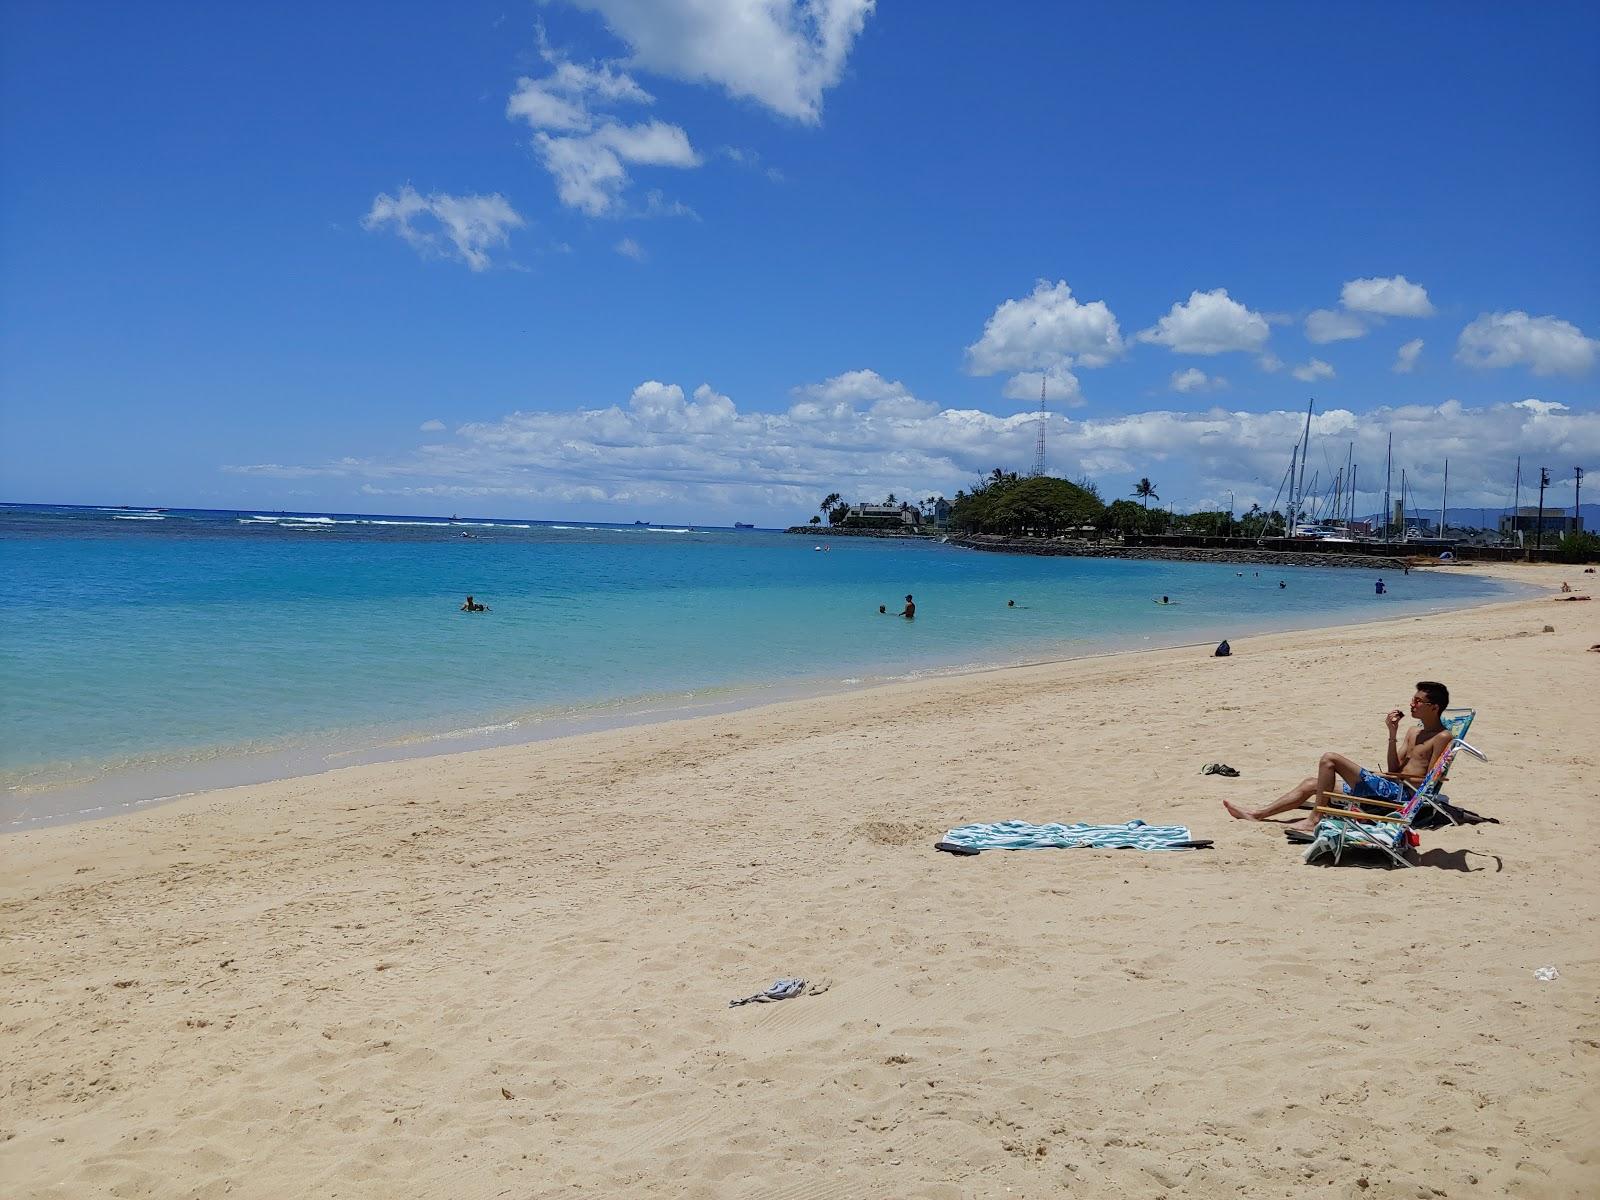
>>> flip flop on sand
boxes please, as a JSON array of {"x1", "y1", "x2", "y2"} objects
[{"x1": 1201, "y1": 763, "x2": 1241, "y2": 777}]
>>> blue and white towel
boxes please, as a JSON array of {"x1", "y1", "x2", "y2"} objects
[{"x1": 941, "y1": 819, "x2": 1198, "y2": 852}]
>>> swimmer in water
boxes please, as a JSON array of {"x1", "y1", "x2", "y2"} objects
[
  {"x1": 1279, "y1": 580, "x2": 1287, "y2": 589},
  {"x1": 460, "y1": 595, "x2": 489, "y2": 612},
  {"x1": 898, "y1": 594, "x2": 915, "y2": 619}
]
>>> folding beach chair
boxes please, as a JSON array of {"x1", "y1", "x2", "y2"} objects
[
  {"x1": 1302, "y1": 735, "x2": 1488, "y2": 867},
  {"x1": 1375, "y1": 707, "x2": 1475, "y2": 826}
]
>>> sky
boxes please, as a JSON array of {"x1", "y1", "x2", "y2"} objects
[{"x1": 2, "y1": 0, "x2": 1597, "y2": 524}]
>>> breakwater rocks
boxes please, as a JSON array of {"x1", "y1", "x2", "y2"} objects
[
  {"x1": 946, "y1": 535, "x2": 1412, "y2": 570},
  {"x1": 783, "y1": 526, "x2": 935, "y2": 540}
]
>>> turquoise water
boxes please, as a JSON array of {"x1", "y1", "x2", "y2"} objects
[{"x1": 0, "y1": 503, "x2": 1526, "y2": 825}]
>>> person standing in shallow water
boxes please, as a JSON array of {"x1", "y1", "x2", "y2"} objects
[{"x1": 898, "y1": 594, "x2": 915, "y2": 619}]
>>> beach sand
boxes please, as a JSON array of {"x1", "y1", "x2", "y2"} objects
[{"x1": 3, "y1": 563, "x2": 1596, "y2": 1198}]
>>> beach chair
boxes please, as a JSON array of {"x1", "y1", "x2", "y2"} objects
[
  {"x1": 1375, "y1": 707, "x2": 1475, "y2": 825},
  {"x1": 1302, "y1": 735, "x2": 1488, "y2": 867}
]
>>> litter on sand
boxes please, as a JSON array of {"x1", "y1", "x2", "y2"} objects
[
  {"x1": 729, "y1": 978, "x2": 808, "y2": 1007},
  {"x1": 1200, "y1": 763, "x2": 1241, "y2": 777}
]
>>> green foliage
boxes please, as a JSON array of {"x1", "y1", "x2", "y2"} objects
[
  {"x1": 808, "y1": 514, "x2": 821, "y2": 525},
  {"x1": 1099, "y1": 498, "x2": 1162, "y2": 535},
  {"x1": 1176, "y1": 510, "x2": 1239, "y2": 537},
  {"x1": 1554, "y1": 530, "x2": 1600, "y2": 563},
  {"x1": 948, "y1": 474, "x2": 1104, "y2": 536}
]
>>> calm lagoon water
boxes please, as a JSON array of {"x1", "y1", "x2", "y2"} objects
[{"x1": 0, "y1": 503, "x2": 1527, "y2": 827}]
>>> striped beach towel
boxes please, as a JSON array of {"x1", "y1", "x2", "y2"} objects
[{"x1": 941, "y1": 819, "x2": 1201, "y2": 851}]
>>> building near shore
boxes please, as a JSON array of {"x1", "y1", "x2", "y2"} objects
[
  {"x1": 845, "y1": 502, "x2": 921, "y2": 527},
  {"x1": 1497, "y1": 507, "x2": 1583, "y2": 538}
]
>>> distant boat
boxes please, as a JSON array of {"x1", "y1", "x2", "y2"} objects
[
  {"x1": 734, "y1": 522, "x2": 755, "y2": 529},
  {"x1": 633, "y1": 520, "x2": 650, "y2": 526}
]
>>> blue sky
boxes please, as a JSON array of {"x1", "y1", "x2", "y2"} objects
[{"x1": 2, "y1": 1, "x2": 1596, "y2": 522}]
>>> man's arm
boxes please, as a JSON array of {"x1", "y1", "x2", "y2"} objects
[{"x1": 1385, "y1": 710, "x2": 1407, "y2": 774}]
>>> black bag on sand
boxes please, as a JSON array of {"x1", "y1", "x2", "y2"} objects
[{"x1": 1214, "y1": 640, "x2": 1231, "y2": 657}]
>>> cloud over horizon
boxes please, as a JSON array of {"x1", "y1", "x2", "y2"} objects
[{"x1": 225, "y1": 374, "x2": 1600, "y2": 518}]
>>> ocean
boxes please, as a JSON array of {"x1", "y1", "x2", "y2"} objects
[{"x1": 0, "y1": 503, "x2": 1527, "y2": 828}]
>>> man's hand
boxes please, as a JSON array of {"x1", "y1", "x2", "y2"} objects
[{"x1": 1385, "y1": 709, "x2": 1404, "y2": 735}]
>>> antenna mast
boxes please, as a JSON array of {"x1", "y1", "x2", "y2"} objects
[{"x1": 1031, "y1": 374, "x2": 1047, "y2": 477}]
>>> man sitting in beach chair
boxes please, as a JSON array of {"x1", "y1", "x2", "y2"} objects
[{"x1": 1223, "y1": 681, "x2": 1454, "y2": 834}]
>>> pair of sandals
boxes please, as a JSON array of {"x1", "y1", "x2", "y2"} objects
[{"x1": 1200, "y1": 763, "x2": 1240, "y2": 777}]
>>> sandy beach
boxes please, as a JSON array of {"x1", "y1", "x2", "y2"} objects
[{"x1": 2, "y1": 562, "x2": 1596, "y2": 1199}]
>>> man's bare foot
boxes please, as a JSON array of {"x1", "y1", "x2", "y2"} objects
[{"x1": 1223, "y1": 800, "x2": 1257, "y2": 821}]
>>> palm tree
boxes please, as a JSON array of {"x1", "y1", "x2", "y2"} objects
[
  {"x1": 1132, "y1": 478, "x2": 1159, "y2": 509},
  {"x1": 818, "y1": 492, "x2": 841, "y2": 517}
]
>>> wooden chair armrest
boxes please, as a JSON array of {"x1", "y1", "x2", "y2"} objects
[
  {"x1": 1312, "y1": 805, "x2": 1408, "y2": 824},
  {"x1": 1316, "y1": 790, "x2": 1402, "y2": 810}
]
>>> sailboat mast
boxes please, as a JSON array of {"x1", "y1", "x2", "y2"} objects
[
  {"x1": 1384, "y1": 434, "x2": 1393, "y2": 543},
  {"x1": 1439, "y1": 459, "x2": 1449, "y2": 539},
  {"x1": 1292, "y1": 398, "x2": 1314, "y2": 536}
]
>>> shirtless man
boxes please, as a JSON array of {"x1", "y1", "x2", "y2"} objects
[
  {"x1": 898, "y1": 594, "x2": 916, "y2": 619},
  {"x1": 1223, "y1": 681, "x2": 1453, "y2": 832}
]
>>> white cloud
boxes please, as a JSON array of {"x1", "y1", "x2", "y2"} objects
[
  {"x1": 1137, "y1": 288, "x2": 1270, "y2": 355},
  {"x1": 965, "y1": 280, "x2": 1125, "y2": 377},
  {"x1": 1392, "y1": 338, "x2": 1423, "y2": 374},
  {"x1": 362, "y1": 186, "x2": 525, "y2": 271},
  {"x1": 1170, "y1": 368, "x2": 1225, "y2": 394},
  {"x1": 1304, "y1": 308, "x2": 1368, "y2": 344},
  {"x1": 419, "y1": 419, "x2": 446, "y2": 432},
  {"x1": 564, "y1": 0, "x2": 876, "y2": 123},
  {"x1": 1002, "y1": 366, "x2": 1084, "y2": 407},
  {"x1": 1456, "y1": 310, "x2": 1598, "y2": 376},
  {"x1": 1291, "y1": 358, "x2": 1336, "y2": 382},
  {"x1": 1341, "y1": 275, "x2": 1435, "y2": 317},
  {"x1": 1257, "y1": 353, "x2": 1284, "y2": 373},
  {"x1": 615, "y1": 236, "x2": 646, "y2": 260},
  {"x1": 226, "y1": 384, "x2": 1600, "y2": 516},
  {"x1": 508, "y1": 50, "x2": 700, "y2": 216}
]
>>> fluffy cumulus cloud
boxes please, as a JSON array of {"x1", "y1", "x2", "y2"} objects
[
  {"x1": 1291, "y1": 358, "x2": 1336, "y2": 382},
  {"x1": 224, "y1": 376, "x2": 1600, "y2": 519},
  {"x1": 1001, "y1": 366, "x2": 1083, "y2": 406},
  {"x1": 563, "y1": 0, "x2": 876, "y2": 123},
  {"x1": 1304, "y1": 308, "x2": 1367, "y2": 344},
  {"x1": 1170, "y1": 368, "x2": 1225, "y2": 394},
  {"x1": 362, "y1": 186, "x2": 525, "y2": 270},
  {"x1": 507, "y1": 52, "x2": 700, "y2": 216},
  {"x1": 1392, "y1": 338, "x2": 1424, "y2": 374},
  {"x1": 1456, "y1": 311, "x2": 1598, "y2": 376},
  {"x1": 1136, "y1": 288, "x2": 1270, "y2": 355},
  {"x1": 1341, "y1": 275, "x2": 1435, "y2": 317},
  {"x1": 965, "y1": 280, "x2": 1122, "y2": 401}
]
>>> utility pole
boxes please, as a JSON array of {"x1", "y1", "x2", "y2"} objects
[{"x1": 1536, "y1": 468, "x2": 1551, "y2": 554}]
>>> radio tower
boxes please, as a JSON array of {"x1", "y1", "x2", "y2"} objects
[{"x1": 1031, "y1": 374, "x2": 1048, "y2": 477}]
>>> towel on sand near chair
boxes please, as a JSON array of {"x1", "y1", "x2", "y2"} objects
[{"x1": 940, "y1": 819, "x2": 1207, "y2": 851}]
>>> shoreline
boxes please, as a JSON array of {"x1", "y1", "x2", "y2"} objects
[
  {"x1": 2, "y1": 563, "x2": 1539, "y2": 833},
  {"x1": 1, "y1": 561, "x2": 1593, "y2": 1198}
]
